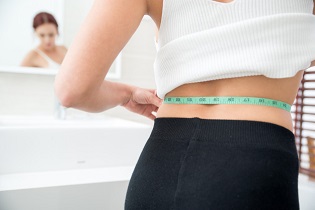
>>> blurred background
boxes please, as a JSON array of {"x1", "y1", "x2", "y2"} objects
[
  {"x1": 0, "y1": 1, "x2": 158, "y2": 210},
  {"x1": 0, "y1": 0, "x2": 157, "y2": 125},
  {"x1": 0, "y1": 1, "x2": 315, "y2": 210}
]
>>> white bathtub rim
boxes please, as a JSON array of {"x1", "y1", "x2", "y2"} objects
[
  {"x1": 0, "y1": 124, "x2": 151, "y2": 129},
  {"x1": 0, "y1": 115, "x2": 152, "y2": 128},
  {"x1": 0, "y1": 166, "x2": 134, "y2": 192}
]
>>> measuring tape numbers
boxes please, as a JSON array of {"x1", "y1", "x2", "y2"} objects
[{"x1": 163, "y1": 96, "x2": 291, "y2": 112}]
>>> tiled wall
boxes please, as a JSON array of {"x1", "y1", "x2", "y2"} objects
[{"x1": 0, "y1": 19, "x2": 158, "y2": 125}]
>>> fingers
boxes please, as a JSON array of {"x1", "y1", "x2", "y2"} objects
[
  {"x1": 142, "y1": 110, "x2": 156, "y2": 120},
  {"x1": 145, "y1": 89, "x2": 162, "y2": 107},
  {"x1": 154, "y1": 89, "x2": 157, "y2": 96},
  {"x1": 126, "y1": 87, "x2": 162, "y2": 120},
  {"x1": 148, "y1": 89, "x2": 161, "y2": 99},
  {"x1": 147, "y1": 88, "x2": 156, "y2": 95},
  {"x1": 142, "y1": 105, "x2": 159, "y2": 120},
  {"x1": 147, "y1": 113, "x2": 156, "y2": 120},
  {"x1": 149, "y1": 94, "x2": 163, "y2": 108}
]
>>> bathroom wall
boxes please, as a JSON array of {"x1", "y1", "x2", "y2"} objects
[{"x1": 0, "y1": 0, "x2": 158, "y2": 125}]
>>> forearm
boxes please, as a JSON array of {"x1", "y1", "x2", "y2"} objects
[{"x1": 61, "y1": 80, "x2": 135, "y2": 113}]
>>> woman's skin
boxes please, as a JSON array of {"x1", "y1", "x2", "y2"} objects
[
  {"x1": 21, "y1": 23, "x2": 67, "y2": 68},
  {"x1": 54, "y1": 0, "x2": 315, "y2": 132}
]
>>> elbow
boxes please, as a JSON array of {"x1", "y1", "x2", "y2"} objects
[
  {"x1": 54, "y1": 76, "x2": 83, "y2": 108},
  {"x1": 54, "y1": 82, "x2": 76, "y2": 108},
  {"x1": 54, "y1": 66, "x2": 98, "y2": 108},
  {"x1": 55, "y1": 93, "x2": 74, "y2": 109}
]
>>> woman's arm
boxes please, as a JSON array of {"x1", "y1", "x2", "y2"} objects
[
  {"x1": 54, "y1": 0, "x2": 162, "y2": 119},
  {"x1": 20, "y1": 50, "x2": 36, "y2": 67}
]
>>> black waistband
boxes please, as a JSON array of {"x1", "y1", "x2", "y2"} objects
[{"x1": 149, "y1": 117, "x2": 296, "y2": 152}]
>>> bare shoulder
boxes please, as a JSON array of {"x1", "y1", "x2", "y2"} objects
[
  {"x1": 20, "y1": 49, "x2": 40, "y2": 67},
  {"x1": 57, "y1": 45, "x2": 68, "y2": 55}
]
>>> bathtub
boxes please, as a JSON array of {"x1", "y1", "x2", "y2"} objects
[
  {"x1": 0, "y1": 116, "x2": 315, "y2": 210},
  {"x1": 0, "y1": 116, "x2": 152, "y2": 210}
]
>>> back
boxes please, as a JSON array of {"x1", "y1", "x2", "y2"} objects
[
  {"x1": 157, "y1": 0, "x2": 314, "y2": 47},
  {"x1": 154, "y1": 0, "x2": 315, "y2": 99}
]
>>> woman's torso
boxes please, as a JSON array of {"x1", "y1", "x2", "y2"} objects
[
  {"x1": 33, "y1": 46, "x2": 66, "y2": 68},
  {"x1": 148, "y1": 0, "x2": 315, "y2": 132}
]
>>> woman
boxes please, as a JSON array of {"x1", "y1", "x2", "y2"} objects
[
  {"x1": 54, "y1": 0, "x2": 315, "y2": 209},
  {"x1": 21, "y1": 12, "x2": 67, "y2": 69}
]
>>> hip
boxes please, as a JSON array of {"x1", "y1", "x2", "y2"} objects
[
  {"x1": 125, "y1": 117, "x2": 300, "y2": 210},
  {"x1": 156, "y1": 102, "x2": 294, "y2": 133}
]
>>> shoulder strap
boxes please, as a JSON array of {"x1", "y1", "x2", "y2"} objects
[
  {"x1": 33, "y1": 48, "x2": 60, "y2": 66},
  {"x1": 33, "y1": 48, "x2": 51, "y2": 61}
]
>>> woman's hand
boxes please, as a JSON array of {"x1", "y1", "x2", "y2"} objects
[{"x1": 122, "y1": 87, "x2": 163, "y2": 120}]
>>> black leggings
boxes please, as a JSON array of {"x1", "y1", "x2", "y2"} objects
[{"x1": 124, "y1": 117, "x2": 300, "y2": 210}]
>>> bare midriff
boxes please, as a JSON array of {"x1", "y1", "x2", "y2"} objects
[{"x1": 156, "y1": 70, "x2": 306, "y2": 133}]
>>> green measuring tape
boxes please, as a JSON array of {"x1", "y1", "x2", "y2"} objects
[{"x1": 163, "y1": 96, "x2": 291, "y2": 112}]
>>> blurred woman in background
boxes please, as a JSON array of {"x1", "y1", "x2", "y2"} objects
[{"x1": 21, "y1": 12, "x2": 67, "y2": 69}]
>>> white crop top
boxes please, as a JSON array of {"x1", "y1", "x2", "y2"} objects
[{"x1": 154, "y1": 0, "x2": 315, "y2": 99}]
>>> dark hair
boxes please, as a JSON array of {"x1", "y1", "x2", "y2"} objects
[{"x1": 33, "y1": 12, "x2": 58, "y2": 31}]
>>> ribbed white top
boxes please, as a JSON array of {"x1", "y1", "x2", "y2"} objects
[{"x1": 154, "y1": 0, "x2": 315, "y2": 99}]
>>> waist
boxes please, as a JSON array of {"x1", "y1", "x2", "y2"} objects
[
  {"x1": 156, "y1": 102, "x2": 294, "y2": 133},
  {"x1": 155, "y1": 74, "x2": 303, "y2": 133}
]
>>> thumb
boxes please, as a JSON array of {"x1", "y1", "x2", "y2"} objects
[{"x1": 149, "y1": 91, "x2": 163, "y2": 107}]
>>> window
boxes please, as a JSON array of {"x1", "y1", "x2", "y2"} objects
[{"x1": 292, "y1": 68, "x2": 315, "y2": 178}]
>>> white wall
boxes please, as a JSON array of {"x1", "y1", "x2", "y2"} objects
[{"x1": 63, "y1": 0, "x2": 94, "y2": 47}]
